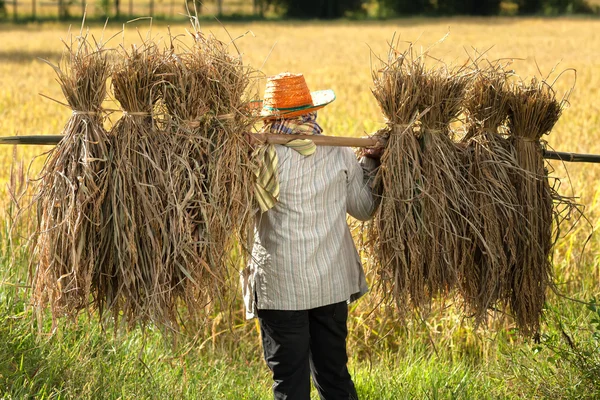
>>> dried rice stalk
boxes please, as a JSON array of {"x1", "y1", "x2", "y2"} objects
[
  {"x1": 187, "y1": 32, "x2": 256, "y2": 287},
  {"x1": 370, "y1": 45, "x2": 427, "y2": 314},
  {"x1": 157, "y1": 31, "x2": 257, "y2": 327},
  {"x1": 32, "y1": 35, "x2": 111, "y2": 326},
  {"x1": 370, "y1": 43, "x2": 472, "y2": 316},
  {"x1": 461, "y1": 66, "x2": 521, "y2": 324},
  {"x1": 159, "y1": 49, "x2": 213, "y2": 319},
  {"x1": 103, "y1": 42, "x2": 171, "y2": 328},
  {"x1": 505, "y1": 77, "x2": 565, "y2": 335},
  {"x1": 416, "y1": 64, "x2": 473, "y2": 301}
]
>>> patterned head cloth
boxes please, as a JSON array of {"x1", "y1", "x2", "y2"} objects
[{"x1": 253, "y1": 112, "x2": 322, "y2": 212}]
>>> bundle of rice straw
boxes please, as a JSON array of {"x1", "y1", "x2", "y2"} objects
[
  {"x1": 158, "y1": 49, "x2": 214, "y2": 318},
  {"x1": 159, "y1": 31, "x2": 256, "y2": 322},
  {"x1": 32, "y1": 35, "x2": 111, "y2": 325},
  {"x1": 461, "y1": 66, "x2": 521, "y2": 324},
  {"x1": 370, "y1": 43, "x2": 472, "y2": 315},
  {"x1": 416, "y1": 60, "x2": 473, "y2": 302},
  {"x1": 185, "y1": 32, "x2": 256, "y2": 274},
  {"x1": 103, "y1": 42, "x2": 171, "y2": 327},
  {"x1": 187, "y1": 32, "x2": 256, "y2": 309},
  {"x1": 505, "y1": 77, "x2": 567, "y2": 335},
  {"x1": 369, "y1": 46, "x2": 427, "y2": 313}
]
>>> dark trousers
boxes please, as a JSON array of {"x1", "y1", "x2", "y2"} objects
[{"x1": 257, "y1": 301, "x2": 358, "y2": 400}]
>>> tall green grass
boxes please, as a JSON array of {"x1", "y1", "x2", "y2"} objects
[{"x1": 2, "y1": 210, "x2": 599, "y2": 399}]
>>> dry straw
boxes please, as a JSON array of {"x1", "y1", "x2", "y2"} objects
[
  {"x1": 505, "y1": 75, "x2": 574, "y2": 335},
  {"x1": 461, "y1": 65, "x2": 521, "y2": 325},
  {"x1": 28, "y1": 24, "x2": 258, "y2": 334},
  {"x1": 370, "y1": 40, "x2": 580, "y2": 335},
  {"x1": 31, "y1": 34, "x2": 111, "y2": 326},
  {"x1": 104, "y1": 41, "x2": 171, "y2": 328},
  {"x1": 370, "y1": 41, "x2": 474, "y2": 316},
  {"x1": 158, "y1": 48, "x2": 214, "y2": 324},
  {"x1": 159, "y1": 30, "x2": 257, "y2": 328},
  {"x1": 185, "y1": 32, "x2": 257, "y2": 292},
  {"x1": 369, "y1": 44, "x2": 428, "y2": 314},
  {"x1": 415, "y1": 60, "x2": 473, "y2": 302}
]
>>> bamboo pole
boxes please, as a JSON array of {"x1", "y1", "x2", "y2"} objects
[
  {"x1": 1, "y1": 134, "x2": 599, "y2": 163},
  {"x1": 0, "y1": 135, "x2": 64, "y2": 145},
  {"x1": 542, "y1": 150, "x2": 600, "y2": 163},
  {"x1": 256, "y1": 133, "x2": 381, "y2": 147},
  {"x1": 0, "y1": 134, "x2": 382, "y2": 147}
]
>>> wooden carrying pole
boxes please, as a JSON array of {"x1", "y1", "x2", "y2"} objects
[
  {"x1": 0, "y1": 134, "x2": 382, "y2": 148},
  {"x1": 1, "y1": 134, "x2": 600, "y2": 164}
]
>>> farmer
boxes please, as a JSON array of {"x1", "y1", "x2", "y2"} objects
[{"x1": 242, "y1": 72, "x2": 382, "y2": 400}]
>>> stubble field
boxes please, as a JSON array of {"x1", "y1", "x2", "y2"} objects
[{"x1": 1, "y1": 17, "x2": 600, "y2": 399}]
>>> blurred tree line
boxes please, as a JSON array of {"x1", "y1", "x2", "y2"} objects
[
  {"x1": 0, "y1": 0, "x2": 596, "y2": 21},
  {"x1": 261, "y1": 0, "x2": 595, "y2": 18}
]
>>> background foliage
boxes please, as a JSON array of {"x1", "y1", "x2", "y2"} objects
[
  {"x1": 0, "y1": 0, "x2": 599, "y2": 21},
  {"x1": 254, "y1": 0, "x2": 597, "y2": 17}
]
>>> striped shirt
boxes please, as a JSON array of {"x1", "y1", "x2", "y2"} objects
[{"x1": 242, "y1": 137, "x2": 379, "y2": 319}]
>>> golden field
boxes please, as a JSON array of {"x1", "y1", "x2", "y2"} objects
[
  {"x1": 2, "y1": 18, "x2": 600, "y2": 399},
  {"x1": 1, "y1": 17, "x2": 600, "y2": 277},
  {"x1": 2, "y1": 19, "x2": 600, "y2": 398}
]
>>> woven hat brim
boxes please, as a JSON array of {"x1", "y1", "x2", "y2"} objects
[{"x1": 258, "y1": 89, "x2": 336, "y2": 119}]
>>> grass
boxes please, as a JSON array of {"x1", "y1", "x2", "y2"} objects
[
  {"x1": 0, "y1": 261, "x2": 520, "y2": 399},
  {"x1": 0, "y1": 223, "x2": 516, "y2": 399},
  {"x1": 1, "y1": 17, "x2": 600, "y2": 399}
]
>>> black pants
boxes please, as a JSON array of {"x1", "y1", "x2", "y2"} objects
[{"x1": 257, "y1": 301, "x2": 358, "y2": 400}]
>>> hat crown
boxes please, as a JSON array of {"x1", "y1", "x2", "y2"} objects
[{"x1": 263, "y1": 73, "x2": 314, "y2": 111}]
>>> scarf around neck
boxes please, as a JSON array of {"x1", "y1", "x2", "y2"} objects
[{"x1": 253, "y1": 112, "x2": 322, "y2": 212}]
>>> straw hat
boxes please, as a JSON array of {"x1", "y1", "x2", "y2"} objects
[{"x1": 258, "y1": 72, "x2": 335, "y2": 119}]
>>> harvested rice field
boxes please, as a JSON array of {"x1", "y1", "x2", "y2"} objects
[
  {"x1": 2, "y1": 18, "x2": 600, "y2": 207},
  {"x1": 1, "y1": 17, "x2": 600, "y2": 399}
]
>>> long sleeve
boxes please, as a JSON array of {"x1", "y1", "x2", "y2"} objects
[
  {"x1": 243, "y1": 145, "x2": 370, "y2": 317},
  {"x1": 345, "y1": 150, "x2": 380, "y2": 221}
]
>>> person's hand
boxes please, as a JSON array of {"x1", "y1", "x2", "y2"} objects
[
  {"x1": 361, "y1": 146, "x2": 384, "y2": 159},
  {"x1": 244, "y1": 132, "x2": 265, "y2": 153},
  {"x1": 360, "y1": 136, "x2": 387, "y2": 159}
]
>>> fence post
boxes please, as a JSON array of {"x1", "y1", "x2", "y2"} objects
[
  {"x1": 149, "y1": 0, "x2": 153, "y2": 17},
  {"x1": 32, "y1": 0, "x2": 36, "y2": 19}
]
